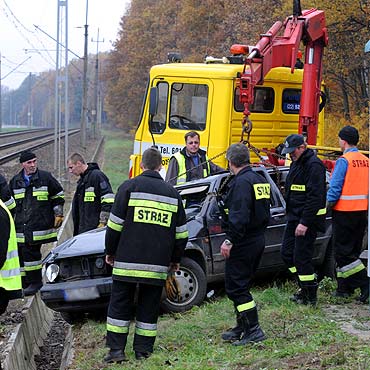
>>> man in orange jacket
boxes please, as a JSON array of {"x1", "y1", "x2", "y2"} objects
[{"x1": 327, "y1": 126, "x2": 369, "y2": 303}]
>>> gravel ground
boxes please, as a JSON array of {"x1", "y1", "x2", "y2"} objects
[{"x1": 0, "y1": 133, "x2": 102, "y2": 369}]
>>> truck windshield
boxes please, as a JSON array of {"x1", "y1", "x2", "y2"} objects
[{"x1": 169, "y1": 83, "x2": 208, "y2": 131}]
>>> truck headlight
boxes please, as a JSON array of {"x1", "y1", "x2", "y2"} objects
[{"x1": 45, "y1": 264, "x2": 60, "y2": 282}]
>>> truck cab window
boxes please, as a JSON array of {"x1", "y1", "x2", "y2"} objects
[
  {"x1": 169, "y1": 83, "x2": 208, "y2": 131},
  {"x1": 151, "y1": 82, "x2": 169, "y2": 134},
  {"x1": 282, "y1": 89, "x2": 301, "y2": 114},
  {"x1": 234, "y1": 87, "x2": 274, "y2": 113}
]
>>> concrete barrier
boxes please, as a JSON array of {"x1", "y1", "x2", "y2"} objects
[{"x1": 2, "y1": 295, "x2": 54, "y2": 370}]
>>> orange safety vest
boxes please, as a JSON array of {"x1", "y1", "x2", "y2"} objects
[{"x1": 333, "y1": 151, "x2": 369, "y2": 211}]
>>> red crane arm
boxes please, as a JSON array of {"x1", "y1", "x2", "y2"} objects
[{"x1": 237, "y1": 6, "x2": 328, "y2": 145}]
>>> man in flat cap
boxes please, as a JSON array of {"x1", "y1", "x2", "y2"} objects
[
  {"x1": 327, "y1": 126, "x2": 369, "y2": 303},
  {"x1": 9, "y1": 150, "x2": 65, "y2": 295},
  {"x1": 280, "y1": 134, "x2": 327, "y2": 306}
]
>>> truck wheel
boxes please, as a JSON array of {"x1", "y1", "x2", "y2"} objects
[
  {"x1": 160, "y1": 257, "x2": 207, "y2": 313},
  {"x1": 317, "y1": 238, "x2": 336, "y2": 281}
]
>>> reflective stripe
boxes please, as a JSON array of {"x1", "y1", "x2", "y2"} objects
[
  {"x1": 290, "y1": 184, "x2": 306, "y2": 191},
  {"x1": 107, "y1": 323, "x2": 129, "y2": 334},
  {"x1": 33, "y1": 186, "x2": 49, "y2": 201},
  {"x1": 107, "y1": 316, "x2": 130, "y2": 327},
  {"x1": 298, "y1": 274, "x2": 315, "y2": 282},
  {"x1": 4, "y1": 197, "x2": 16, "y2": 210},
  {"x1": 14, "y1": 189, "x2": 25, "y2": 199},
  {"x1": 33, "y1": 229, "x2": 57, "y2": 241},
  {"x1": 130, "y1": 192, "x2": 178, "y2": 206},
  {"x1": 113, "y1": 268, "x2": 167, "y2": 280},
  {"x1": 176, "y1": 230, "x2": 189, "y2": 239},
  {"x1": 24, "y1": 260, "x2": 42, "y2": 271},
  {"x1": 84, "y1": 190, "x2": 95, "y2": 202},
  {"x1": 236, "y1": 300, "x2": 256, "y2": 313},
  {"x1": 114, "y1": 262, "x2": 168, "y2": 273},
  {"x1": 253, "y1": 183, "x2": 271, "y2": 200},
  {"x1": 0, "y1": 267, "x2": 21, "y2": 278},
  {"x1": 316, "y1": 208, "x2": 326, "y2": 215},
  {"x1": 101, "y1": 193, "x2": 115, "y2": 204},
  {"x1": 339, "y1": 195, "x2": 368, "y2": 200},
  {"x1": 51, "y1": 191, "x2": 65, "y2": 200},
  {"x1": 16, "y1": 233, "x2": 25, "y2": 243},
  {"x1": 288, "y1": 266, "x2": 297, "y2": 274},
  {"x1": 135, "y1": 321, "x2": 157, "y2": 337},
  {"x1": 7, "y1": 250, "x2": 18, "y2": 260},
  {"x1": 337, "y1": 259, "x2": 365, "y2": 278},
  {"x1": 107, "y1": 219, "x2": 123, "y2": 232}
]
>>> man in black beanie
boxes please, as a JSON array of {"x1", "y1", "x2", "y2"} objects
[
  {"x1": 327, "y1": 126, "x2": 369, "y2": 303},
  {"x1": 9, "y1": 150, "x2": 65, "y2": 295}
]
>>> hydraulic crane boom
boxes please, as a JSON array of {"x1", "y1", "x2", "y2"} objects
[{"x1": 236, "y1": 0, "x2": 328, "y2": 145}]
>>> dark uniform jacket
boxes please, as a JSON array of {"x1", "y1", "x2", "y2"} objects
[
  {"x1": 105, "y1": 170, "x2": 188, "y2": 286},
  {"x1": 72, "y1": 163, "x2": 114, "y2": 236},
  {"x1": 224, "y1": 166, "x2": 270, "y2": 245},
  {"x1": 166, "y1": 147, "x2": 224, "y2": 185},
  {"x1": 0, "y1": 174, "x2": 16, "y2": 214},
  {"x1": 9, "y1": 169, "x2": 64, "y2": 245},
  {"x1": 285, "y1": 148, "x2": 326, "y2": 231}
]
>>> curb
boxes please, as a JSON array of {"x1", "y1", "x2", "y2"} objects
[{"x1": 2, "y1": 294, "x2": 54, "y2": 370}]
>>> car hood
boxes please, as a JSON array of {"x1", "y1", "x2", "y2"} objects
[{"x1": 47, "y1": 228, "x2": 106, "y2": 260}]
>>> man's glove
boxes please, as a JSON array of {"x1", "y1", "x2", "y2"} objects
[
  {"x1": 165, "y1": 273, "x2": 181, "y2": 301},
  {"x1": 97, "y1": 222, "x2": 106, "y2": 228},
  {"x1": 54, "y1": 215, "x2": 64, "y2": 228}
]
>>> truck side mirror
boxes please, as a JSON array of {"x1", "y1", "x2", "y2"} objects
[{"x1": 149, "y1": 87, "x2": 158, "y2": 116}]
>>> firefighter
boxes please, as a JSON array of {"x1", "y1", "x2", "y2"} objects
[
  {"x1": 280, "y1": 134, "x2": 326, "y2": 306},
  {"x1": 327, "y1": 126, "x2": 369, "y2": 303},
  {"x1": 9, "y1": 150, "x2": 64, "y2": 295},
  {"x1": 67, "y1": 152, "x2": 114, "y2": 236},
  {"x1": 0, "y1": 173, "x2": 16, "y2": 215},
  {"x1": 0, "y1": 199, "x2": 22, "y2": 315},
  {"x1": 104, "y1": 147, "x2": 188, "y2": 363},
  {"x1": 220, "y1": 143, "x2": 270, "y2": 345},
  {"x1": 165, "y1": 131, "x2": 224, "y2": 185}
]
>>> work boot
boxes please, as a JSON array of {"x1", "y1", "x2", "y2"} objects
[
  {"x1": 293, "y1": 282, "x2": 318, "y2": 307},
  {"x1": 221, "y1": 313, "x2": 243, "y2": 341},
  {"x1": 135, "y1": 351, "x2": 151, "y2": 360},
  {"x1": 24, "y1": 282, "x2": 43, "y2": 296},
  {"x1": 290, "y1": 288, "x2": 303, "y2": 303},
  {"x1": 356, "y1": 284, "x2": 369, "y2": 304},
  {"x1": 103, "y1": 349, "x2": 127, "y2": 363},
  {"x1": 232, "y1": 307, "x2": 266, "y2": 346}
]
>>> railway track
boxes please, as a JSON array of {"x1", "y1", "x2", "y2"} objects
[{"x1": 0, "y1": 129, "x2": 80, "y2": 165}]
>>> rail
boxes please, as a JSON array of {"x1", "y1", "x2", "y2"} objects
[{"x1": 0, "y1": 129, "x2": 80, "y2": 165}]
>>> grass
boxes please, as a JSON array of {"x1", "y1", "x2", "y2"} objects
[
  {"x1": 69, "y1": 283, "x2": 370, "y2": 370},
  {"x1": 69, "y1": 128, "x2": 370, "y2": 369},
  {"x1": 101, "y1": 128, "x2": 134, "y2": 192}
]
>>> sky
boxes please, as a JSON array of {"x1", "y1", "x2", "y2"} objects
[{"x1": 0, "y1": 0, "x2": 130, "y2": 90}]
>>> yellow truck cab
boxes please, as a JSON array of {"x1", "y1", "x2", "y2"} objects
[{"x1": 129, "y1": 61, "x2": 325, "y2": 178}]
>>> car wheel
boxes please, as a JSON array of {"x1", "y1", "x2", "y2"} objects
[
  {"x1": 60, "y1": 311, "x2": 84, "y2": 324},
  {"x1": 317, "y1": 238, "x2": 336, "y2": 281},
  {"x1": 160, "y1": 257, "x2": 207, "y2": 313}
]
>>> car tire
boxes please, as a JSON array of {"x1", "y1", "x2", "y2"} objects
[
  {"x1": 160, "y1": 257, "x2": 207, "y2": 313},
  {"x1": 317, "y1": 238, "x2": 336, "y2": 281}
]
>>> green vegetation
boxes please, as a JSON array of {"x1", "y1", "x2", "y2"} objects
[
  {"x1": 102, "y1": 128, "x2": 134, "y2": 191},
  {"x1": 69, "y1": 283, "x2": 370, "y2": 370},
  {"x1": 69, "y1": 131, "x2": 370, "y2": 370}
]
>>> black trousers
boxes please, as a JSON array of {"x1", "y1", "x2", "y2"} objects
[
  {"x1": 21, "y1": 243, "x2": 42, "y2": 284},
  {"x1": 281, "y1": 221, "x2": 317, "y2": 285},
  {"x1": 0, "y1": 287, "x2": 10, "y2": 315},
  {"x1": 106, "y1": 280, "x2": 163, "y2": 353},
  {"x1": 225, "y1": 234, "x2": 265, "y2": 308},
  {"x1": 332, "y1": 210, "x2": 368, "y2": 291}
]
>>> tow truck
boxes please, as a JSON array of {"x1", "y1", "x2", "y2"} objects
[{"x1": 129, "y1": 0, "x2": 328, "y2": 178}]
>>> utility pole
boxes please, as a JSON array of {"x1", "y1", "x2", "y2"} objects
[
  {"x1": 91, "y1": 28, "x2": 104, "y2": 139},
  {"x1": 28, "y1": 72, "x2": 32, "y2": 128},
  {"x1": 80, "y1": 0, "x2": 89, "y2": 148}
]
